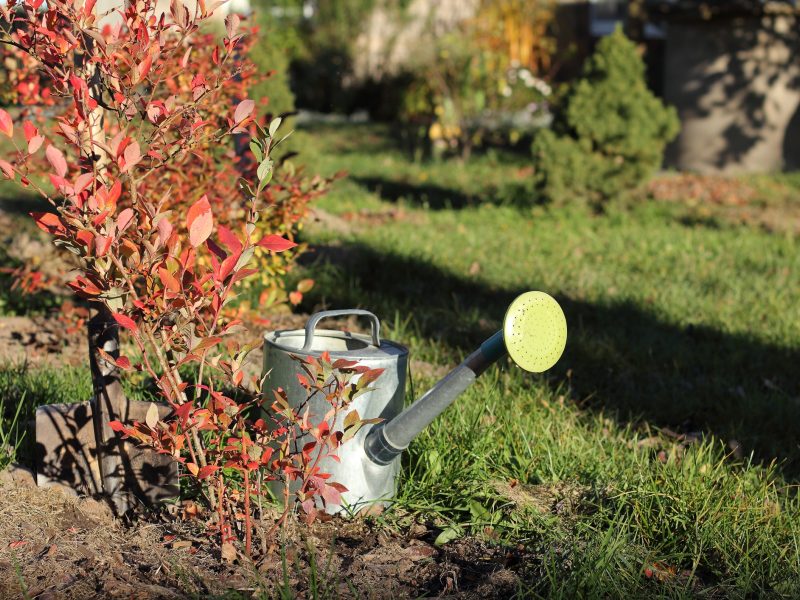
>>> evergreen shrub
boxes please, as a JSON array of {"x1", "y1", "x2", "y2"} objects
[{"x1": 531, "y1": 28, "x2": 679, "y2": 207}]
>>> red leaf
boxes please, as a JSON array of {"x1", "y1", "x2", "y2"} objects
[
  {"x1": 8, "y1": 540, "x2": 27, "y2": 549},
  {"x1": 0, "y1": 159, "x2": 14, "y2": 180},
  {"x1": 233, "y1": 99, "x2": 254, "y2": 125},
  {"x1": 75, "y1": 230, "x2": 93, "y2": 248},
  {"x1": 120, "y1": 140, "x2": 141, "y2": 173},
  {"x1": 22, "y1": 121, "x2": 36, "y2": 142},
  {"x1": 187, "y1": 195, "x2": 213, "y2": 247},
  {"x1": 175, "y1": 401, "x2": 193, "y2": 425},
  {"x1": 30, "y1": 212, "x2": 65, "y2": 235},
  {"x1": 115, "y1": 356, "x2": 132, "y2": 370},
  {"x1": 157, "y1": 217, "x2": 173, "y2": 246},
  {"x1": 108, "y1": 179, "x2": 122, "y2": 203},
  {"x1": 94, "y1": 234, "x2": 112, "y2": 257},
  {"x1": 197, "y1": 465, "x2": 219, "y2": 480},
  {"x1": 256, "y1": 234, "x2": 297, "y2": 253},
  {"x1": 111, "y1": 312, "x2": 138, "y2": 332},
  {"x1": 158, "y1": 267, "x2": 181, "y2": 293},
  {"x1": 67, "y1": 276, "x2": 103, "y2": 297},
  {"x1": 332, "y1": 358, "x2": 358, "y2": 369},
  {"x1": 320, "y1": 483, "x2": 342, "y2": 507},
  {"x1": 192, "y1": 336, "x2": 223, "y2": 353},
  {"x1": 217, "y1": 225, "x2": 242, "y2": 254},
  {"x1": 116, "y1": 208, "x2": 135, "y2": 233},
  {"x1": 109, "y1": 420, "x2": 126, "y2": 432},
  {"x1": 45, "y1": 145, "x2": 67, "y2": 177},
  {"x1": 0, "y1": 109, "x2": 12, "y2": 138},
  {"x1": 358, "y1": 368, "x2": 385, "y2": 387},
  {"x1": 328, "y1": 481, "x2": 348, "y2": 493},
  {"x1": 135, "y1": 53, "x2": 153, "y2": 84},
  {"x1": 27, "y1": 135, "x2": 44, "y2": 154},
  {"x1": 49, "y1": 174, "x2": 66, "y2": 192},
  {"x1": 74, "y1": 173, "x2": 94, "y2": 194}
]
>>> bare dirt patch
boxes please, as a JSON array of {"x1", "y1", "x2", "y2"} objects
[
  {"x1": 646, "y1": 173, "x2": 800, "y2": 235},
  {"x1": 0, "y1": 474, "x2": 538, "y2": 599},
  {"x1": 0, "y1": 315, "x2": 85, "y2": 367}
]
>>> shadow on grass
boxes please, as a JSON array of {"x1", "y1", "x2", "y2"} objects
[
  {"x1": 352, "y1": 175, "x2": 536, "y2": 211},
  {"x1": 0, "y1": 189, "x2": 49, "y2": 215},
  {"x1": 352, "y1": 176, "x2": 475, "y2": 210},
  {"x1": 299, "y1": 242, "x2": 800, "y2": 478}
]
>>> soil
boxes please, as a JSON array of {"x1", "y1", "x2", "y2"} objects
[
  {"x1": 0, "y1": 468, "x2": 537, "y2": 599},
  {"x1": 0, "y1": 315, "x2": 86, "y2": 367}
]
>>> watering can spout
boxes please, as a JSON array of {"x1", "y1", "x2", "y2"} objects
[{"x1": 364, "y1": 292, "x2": 567, "y2": 466}]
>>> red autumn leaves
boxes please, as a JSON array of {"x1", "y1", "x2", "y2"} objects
[
  {"x1": 0, "y1": 0, "x2": 336, "y2": 554},
  {"x1": 0, "y1": 108, "x2": 12, "y2": 137},
  {"x1": 187, "y1": 196, "x2": 213, "y2": 247}
]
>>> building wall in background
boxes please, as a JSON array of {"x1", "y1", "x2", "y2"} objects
[
  {"x1": 352, "y1": 0, "x2": 479, "y2": 82},
  {"x1": 94, "y1": 0, "x2": 251, "y2": 26},
  {"x1": 663, "y1": 11, "x2": 800, "y2": 173}
]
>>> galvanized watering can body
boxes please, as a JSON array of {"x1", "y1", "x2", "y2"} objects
[
  {"x1": 263, "y1": 292, "x2": 568, "y2": 515},
  {"x1": 263, "y1": 310, "x2": 409, "y2": 513}
]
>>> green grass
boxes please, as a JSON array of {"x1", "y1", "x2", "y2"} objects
[
  {"x1": 3, "y1": 122, "x2": 800, "y2": 596},
  {"x1": 289, "y1": 123, "x2": 800, "y2": 595}
]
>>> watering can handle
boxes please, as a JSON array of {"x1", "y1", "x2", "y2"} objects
[{"x1": 302, "y1": 309, "x2": 381, "y2": 351}]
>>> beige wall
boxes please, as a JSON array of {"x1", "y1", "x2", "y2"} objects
[
  {"x1": 352, "y1": 0, "x2": 480, "y2": 81},
  {"x1": 663, "y1": 13, "x2": 800, "y2": 173},
  {"x1": 93, "y1": 0, "x2": 249, "y2": 26}
]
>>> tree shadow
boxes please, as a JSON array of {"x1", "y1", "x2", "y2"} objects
[
  {"x1": 351, "y1": 175, "x2": 535, "y2": 210},
  {"x1": 662, "y1": 11, "x2": 800, "y2": 171},
  {"x1": 352, "y1": 176, "x2": 475, "y2": 210},
  {"x1": 0, "y1": 189, "x2": 49, "y2": 215},
  {"x1": 300, "y1": 242, "x2": 800, "y2": 478}
]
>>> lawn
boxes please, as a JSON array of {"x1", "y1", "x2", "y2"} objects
[{"x1": 2, "y1": 121, "x2": 800, "y2": 597}]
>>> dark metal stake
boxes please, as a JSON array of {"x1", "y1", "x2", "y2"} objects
[{"x1": 88, "y1": 304, "x2": 130, "y2": 514}]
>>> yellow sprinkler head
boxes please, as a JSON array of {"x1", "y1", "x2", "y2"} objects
[{"x1": 503, "y1": 291, "x2": 567, "y2": 373}]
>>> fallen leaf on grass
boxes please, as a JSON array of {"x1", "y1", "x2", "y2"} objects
[
  {"x1": 644, "y1": 562, "x2": 677, "y2": 582},
  {"x1": 8, "y1": 540, "x2": 28, "y2": 549},
  {"x1": 221, "y1": 541, "x2": 237, "y2": 563}
]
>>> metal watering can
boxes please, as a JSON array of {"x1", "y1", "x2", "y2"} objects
[{"x1": 262, "y1": 291, "x2": 567, "y2": 515}]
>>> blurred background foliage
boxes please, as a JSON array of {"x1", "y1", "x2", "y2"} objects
[{"x1": 248, "y1": 0, "x2": 671, "y2": 201}]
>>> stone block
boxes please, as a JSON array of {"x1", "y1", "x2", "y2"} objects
[{"x1": 35, "y1": 400, "x2": 179, "y2": 507}]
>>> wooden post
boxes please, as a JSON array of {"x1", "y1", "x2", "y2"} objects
[{"x1": 88, "y1": 304, "x2": 131, "y2": 514}]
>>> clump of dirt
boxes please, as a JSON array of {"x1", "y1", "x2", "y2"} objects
[
  {"x1": 0, "y1": 473, "x2": 540, "y2": 599},
  {"x1": 491, "y1": 480, "x2": 590, "y2": 517}
]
